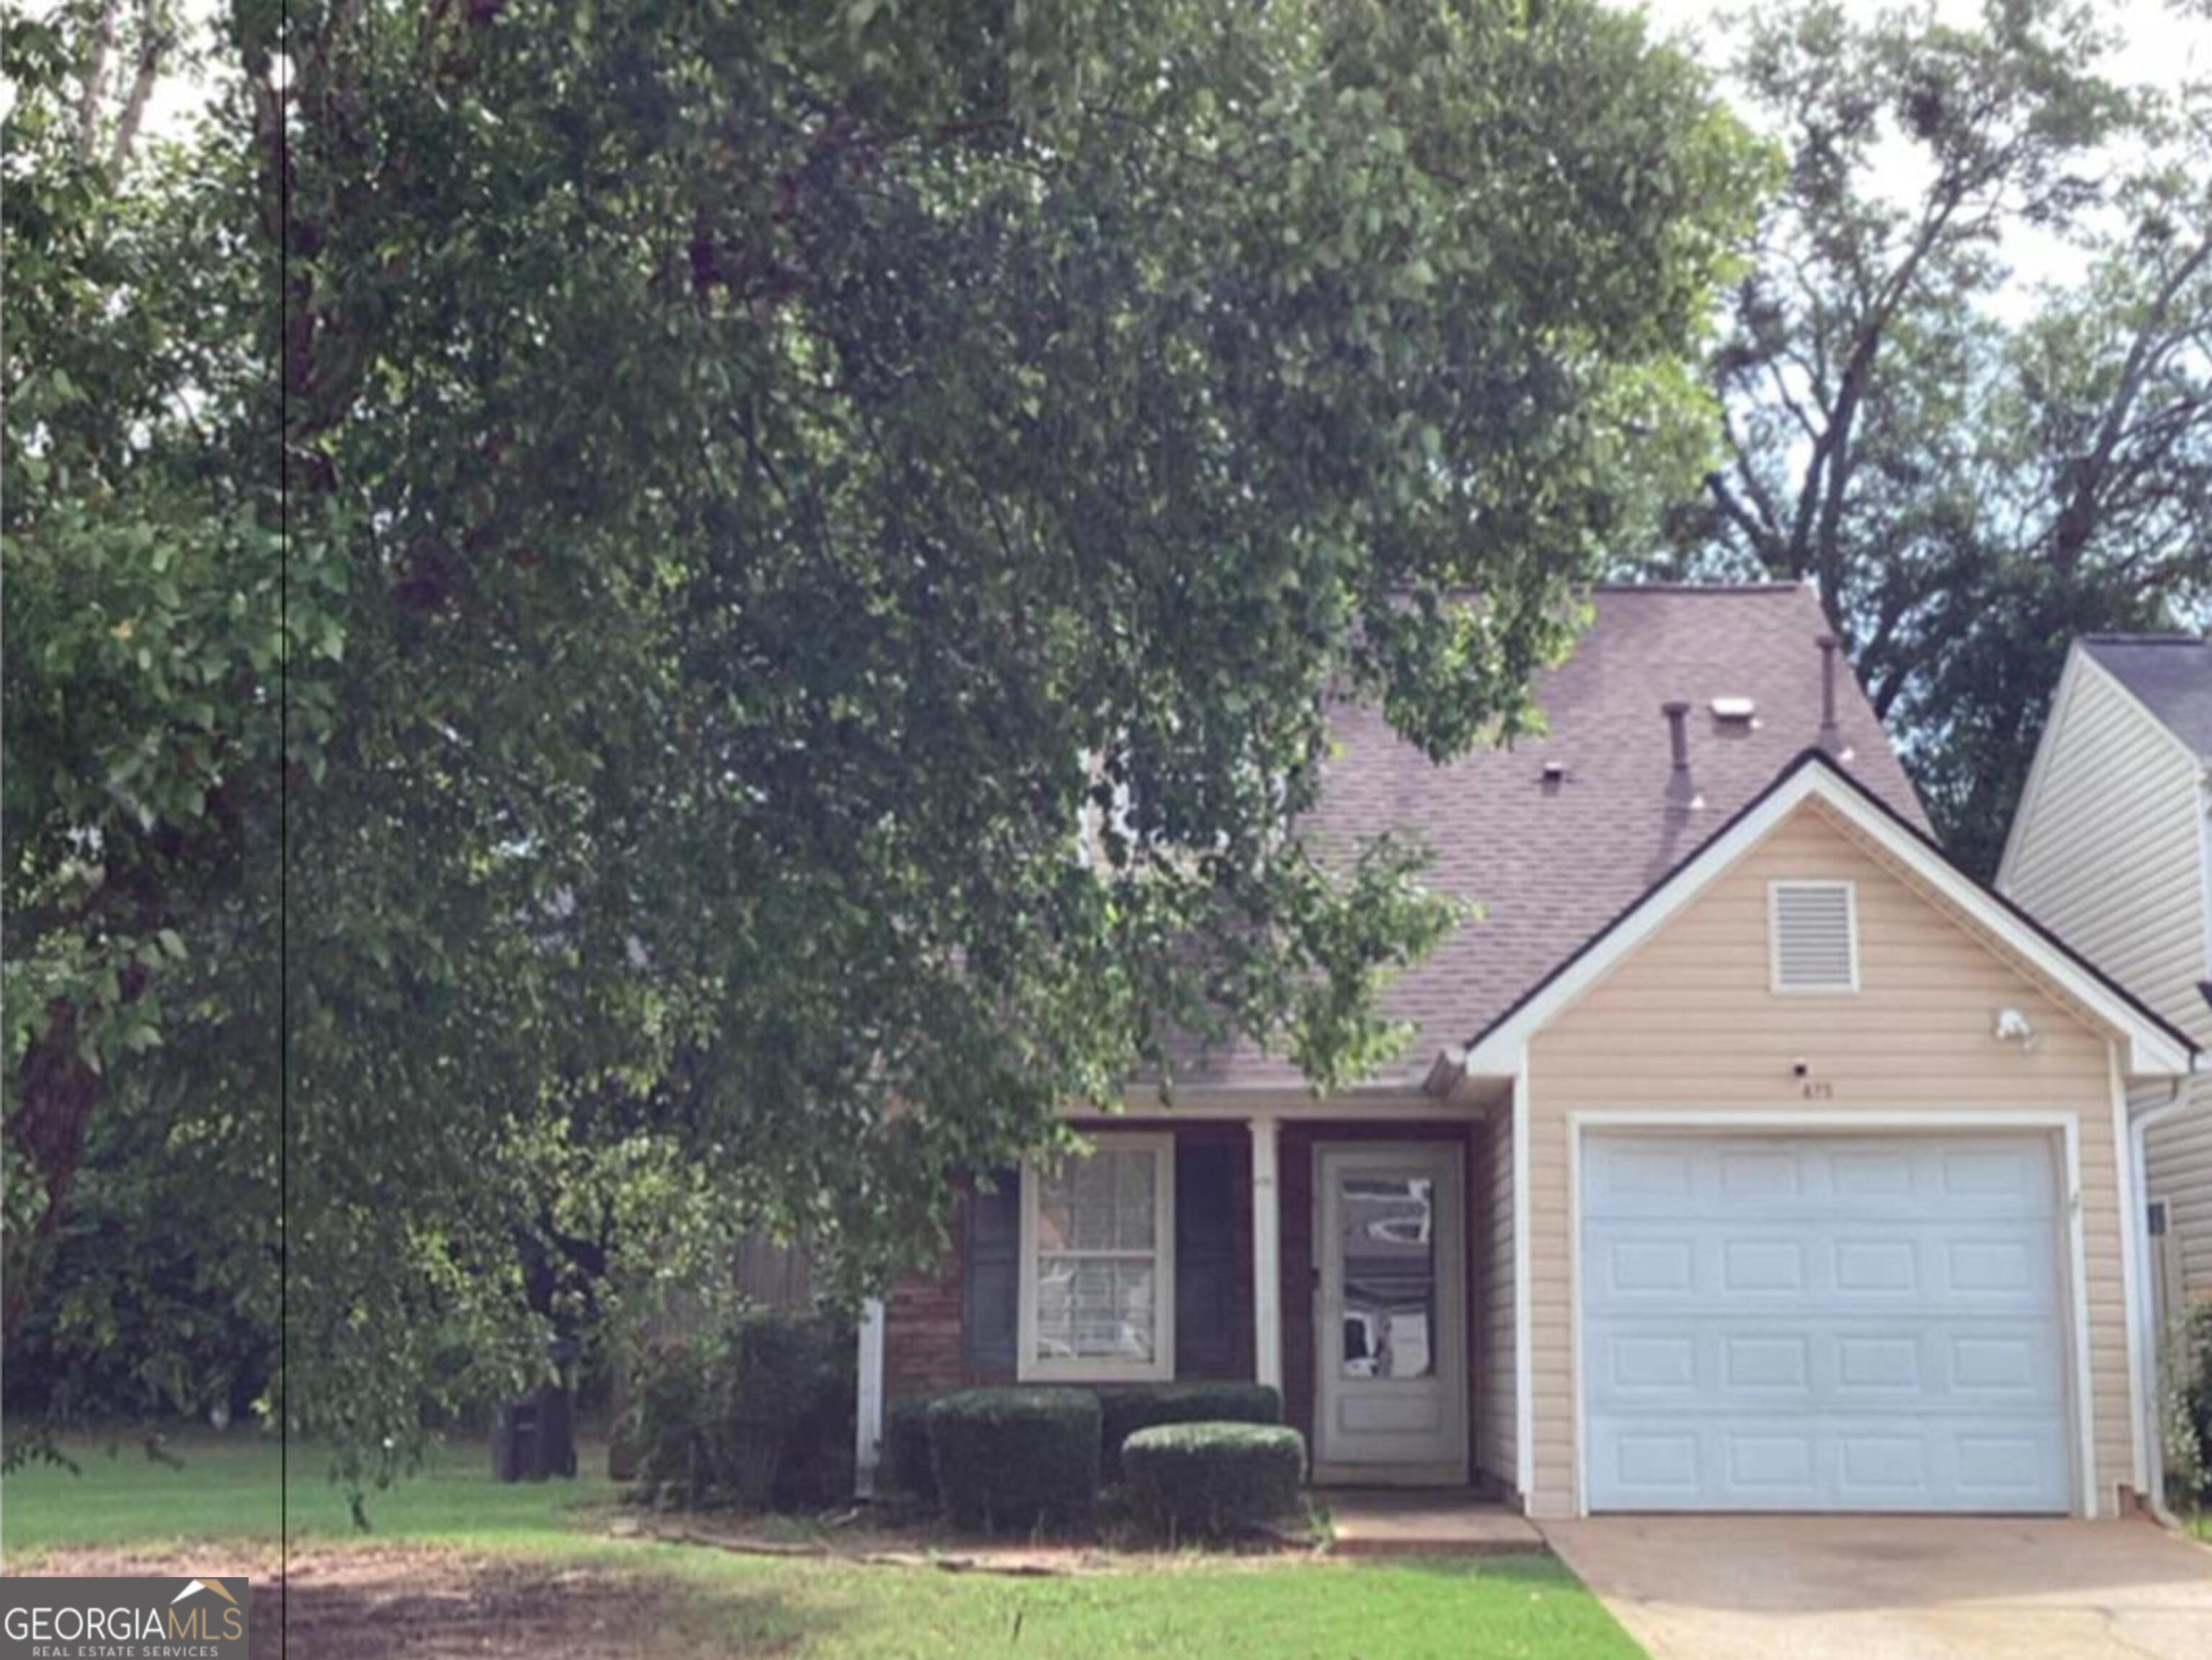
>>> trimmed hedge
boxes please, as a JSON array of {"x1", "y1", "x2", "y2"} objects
[
  {"x1": 927, "y1": 1387, "x2": 1102, "y2": 1532},
  {"x1": 886, "y1": 1393, "x2": 940, "y2": 1501},
  {"x1": 1100, "y1": 1381, "x2": 1280, "y2": 1479},
  {"x1": 1122, "y1": 1421, "x2": 1305, "y2": 1538}
]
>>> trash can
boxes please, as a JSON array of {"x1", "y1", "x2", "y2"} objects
[
  {"x1": 491, "y1": 1396, "x2": 542, "y2": 1481},
  {"x1": 491, "y1": 1338, "x2": 580, "y2": 1481}
]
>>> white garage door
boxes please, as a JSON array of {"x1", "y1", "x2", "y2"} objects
[{"x1": 1581, "y1": 1132, "x2": 2072, "y2": 1514}]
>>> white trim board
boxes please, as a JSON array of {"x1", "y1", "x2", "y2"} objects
[
  {"x1": 1564, "y1": 1109, "x2": 2098, "y2": 1520},
  {"x1": 854, "y1": 1297, "x2": 886, "y2": 1498},
  {"x1": 1512, "y1": 1050, "x2": 1534, "y2": 1501},
  {"x1": 2198, "y1": 769, "x2": 2212, "y2": 989},
  {"x1": 1997, "y1": 643, "x2": 2090, "y2": 891},
  {"x1": 1107, "y1": 1092, "x2": 1494, "y2": 1122},
  {"x1": 1446, "y1": 759, "x2": 2193, "y2": 1082},
  {"x1": 2112, "y1": 1048, "x2": 2151, "y2": 1500}
]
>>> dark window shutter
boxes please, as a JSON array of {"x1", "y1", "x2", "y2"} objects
[
  {"x1": 1175, "y1": 1141, "x2": 1236, "y2": 1377},
  {"x1": 962, "y1": 1168, "x2": 1021, "y2": 1381}
]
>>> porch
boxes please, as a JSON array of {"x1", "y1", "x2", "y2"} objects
[
  {"x1": 1326, "y1": 1488, "x2": 1543, "y2": 1556},
  {"x1": 868, "y1": 1105, "x2": 1517, "y2": 1498}
]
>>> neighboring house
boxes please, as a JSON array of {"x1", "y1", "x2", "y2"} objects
[
  {"x1": 2000, "y1": 635, "x2": 2212, "y2": 1332},
  {"x1": 857, "y1": 586, "x2": 2195, "y2": 1522}
]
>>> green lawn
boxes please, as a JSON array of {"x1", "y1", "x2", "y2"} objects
[
  {"x1": 1, "y1": 1429, "x2": 1645, "y2": 1659},
  {"x1": 635, "y1": 1551, "x2": 1647, "y2": 1659},
  {"x1": 2, "y1": 1428, "x2": 616, "y2": 1555}
]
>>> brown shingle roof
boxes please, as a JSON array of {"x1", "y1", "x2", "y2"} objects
[{"x1": 1170, "y1": 583, "x2": 1929, "y2": 1090}]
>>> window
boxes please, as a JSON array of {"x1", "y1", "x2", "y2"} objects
[
  {"x1": 1018, "y1": 1135, "x2": 1175, "y2": 1382},
  {"x1": 1769, "y1": 879, "x2": 1860, "y2": 993}
]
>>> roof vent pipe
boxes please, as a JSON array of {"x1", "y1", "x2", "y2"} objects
[
  {"x1": 1816, "y1": 634, "x2": 1843, "y2": 754},
  {"x1": 1664, "y1": 700, "x2": 1692, "y2": 774}
]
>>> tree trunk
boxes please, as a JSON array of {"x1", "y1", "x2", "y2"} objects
[{"x1": 3, "y1": 1005, "x2": 104, "y2": 1342}]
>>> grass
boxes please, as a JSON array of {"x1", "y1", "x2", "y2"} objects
[
  {"x1": 630, "y1": 1551, "x2": 1646, "y2": 1659},
  {"x1": 2, "y1": 1427, "x2": 617, "y2": 1555},
  {"x1": 1, "y1": 1429, "x2": 1645, "y2": 1659}
]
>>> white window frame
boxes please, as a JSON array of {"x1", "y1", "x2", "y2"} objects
[
  {"x1": 1767, "y1": 878, "x2": 1861, "y2": 994},
  {"x1": 1017, "y1": 1133, "x2": 1176, "y2": 1383}
]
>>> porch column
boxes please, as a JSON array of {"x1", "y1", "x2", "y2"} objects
[
  {"x1": 1249, "y1": 1117, "x2": 1283, "y2": 1393},
  {"x1": 854, "y1": 1295, "x2": 886, "y2": 1498}
]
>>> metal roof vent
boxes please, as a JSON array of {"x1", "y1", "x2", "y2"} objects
[
  {"x1": 1817, "y1": 635, "x2": 1854, "y2": 760},
  {"x1": 1711, "y1": 696, "x2": 1757, "y2": 724}
]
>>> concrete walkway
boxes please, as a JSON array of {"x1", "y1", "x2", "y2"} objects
[
  {"x1": 1543, "y1": 1515, "x2": 2212, "y2": 1660},
  {"x1": 1324, "y1": 1489, "x2": 1543, "y2": 1556}
]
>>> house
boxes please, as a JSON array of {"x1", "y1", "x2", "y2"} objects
[
  {"x1": 1999, "y1": 635, "x2": 2212, "y2": 1334},
  {"x1": 856, "y1": 585, "x2": 2196, "y2": 1521}
]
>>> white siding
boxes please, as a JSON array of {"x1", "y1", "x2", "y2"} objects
[
  {"x1": 2002, "y1": 658, "x2": 2208, "y2": 1045},
  {"x1": 2003, "y1": 655, "x2": 2211, "y2": 1300},
  {"x1": 2146, "y1": 1074, "x2": 2212, "y2": 1300}
]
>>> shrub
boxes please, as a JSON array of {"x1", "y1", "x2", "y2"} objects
[
  {"x1": 1100, "y1": 1382, "x2": 1280, "y2": 1480},
  {"x1": 927, "y1": 1387, "x2": 1101, "y2": 1532},
  {"x1": 885, "y1": 1393, "x2": 940, "y2": 1501},
  {"x1": 772, "y1": 1318, "x2": 859, "y2": 1509},
  {"x1": 1121, "y1": 1421, "x2": 1305, "y2": 1539},
  {"x1": 619, "y1": 1307, "x2": 854, "y2": 1509},
  {"x1": 2164, "y1": 1300, "x2": 2212, "y2": 1512}
]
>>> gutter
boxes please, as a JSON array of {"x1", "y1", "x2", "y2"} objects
[
  {"x1": 1424, "y1": 1045, "x2": 1468, "y2": 1099},
  {"x1": 2130, "y1": 1077, "x2": 2198, "y2": 1525}
]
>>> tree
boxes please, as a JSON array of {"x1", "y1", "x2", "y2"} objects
[
  {"x1": 2, "y1": 4, "x2": 280, "y2": 1404},
  {"x1": 9, "y1": 0, "x2": 1764, "y2": 1473},
  {"x1": 1904, "y1": 149, "x2": 2212, "y2": 862},
  {"x1": 1654, "y1": 0, "x2": 2212, "y2": 871}
]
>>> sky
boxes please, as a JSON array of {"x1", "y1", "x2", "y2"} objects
[
  {"x1": 1639, "y1": 0, "x2": 2207, "y2": 100},
  {"x1": 1636, "y1": 0, "x2": 2210, "y2": 305}
]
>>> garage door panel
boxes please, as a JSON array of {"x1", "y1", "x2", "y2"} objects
[
  {"x1": 1586, "y1": 1227, "x2": 2060, "y2": 1316},
  {"x1": 1587, "y1": 1318, "x2": 2066, "y2": 1415},
  {"x1": 1582, "y1": 1133, "x2": 2071, "y2": 1514},
  {"x1": 1585, "y1": 1135, "x2": 2061, "y2": 1222},
  {"x1": 1588, "y1": 1414, "x2": 2072, "y2": 1514}
]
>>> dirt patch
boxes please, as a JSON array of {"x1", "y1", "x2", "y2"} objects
[
  {"x1": 615, "y1": 1509, "x2": 1324, "y2": 1576},
  {"x1": 21, "y1": 1544, "x2": 719, "y2": 1660}
]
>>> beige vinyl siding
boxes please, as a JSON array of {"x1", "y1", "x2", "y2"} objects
[
  {"x1": 2002, "y1": 658, "x2": 2208, "y2": 1046},
  {"x1": 1475, "y1": 1106, "x2": 1517, "y2": 1489},
  {"x1": 2146, "y1": 1073, "x2": 2212, "y2": 1301},
  {"x1": 1525, "y1": 799, "x2": 2135, "y2": 1520}
]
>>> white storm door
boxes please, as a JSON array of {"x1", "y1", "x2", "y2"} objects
[{"x1": 1314, "y1": 1143, "x2": 1466, "y2": 1478}]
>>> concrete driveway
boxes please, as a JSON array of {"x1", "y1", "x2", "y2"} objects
[{"x1": 1542, "y1": 1516, "x2": 2212, "y2": 1660}]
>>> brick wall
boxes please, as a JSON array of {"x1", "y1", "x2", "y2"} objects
[{"x1": 883, "y1": 1193, "x2": 971, "y2": 1402}]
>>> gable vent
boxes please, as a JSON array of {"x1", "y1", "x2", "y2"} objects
[{"x1": 1769, "y1": 880, "x2": 1859, "y2": 994}]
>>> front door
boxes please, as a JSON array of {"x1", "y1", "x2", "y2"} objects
[{"x1": 1314, "y1": 1143, "x2": 1467, "y2": 1481}]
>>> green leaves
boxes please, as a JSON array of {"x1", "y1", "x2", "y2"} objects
[{"x1": 6, "y1": 0, "x2": 1763, "y2": 1468}]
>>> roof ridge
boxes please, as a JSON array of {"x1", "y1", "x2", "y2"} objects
[
  {"x1": 2082, "y1": 632, "x2": 2206, "y2": 645},
  {"x1": 1589, "y1": 581, "x2": 1807, "y2": 595}
]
